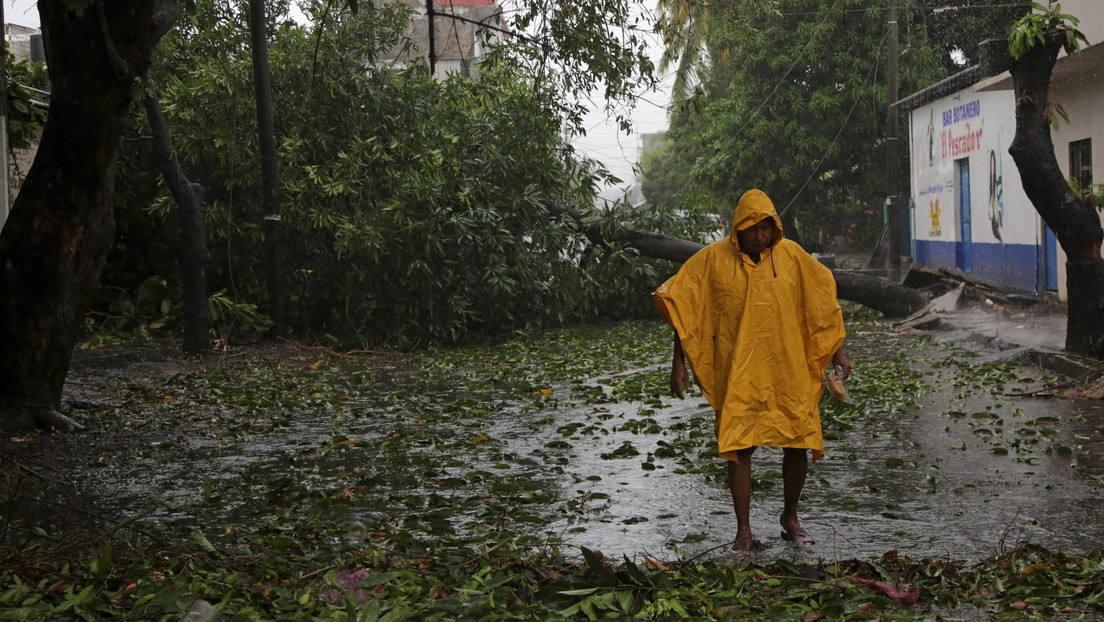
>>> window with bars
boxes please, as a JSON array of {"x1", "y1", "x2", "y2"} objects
[{"x1": 1069, "y1": 138, "x2": 1092, "y2": 192}]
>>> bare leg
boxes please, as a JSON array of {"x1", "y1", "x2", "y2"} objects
[
  {"x1": 727, "y1": 448, "x2": 756, "y2": 551},
  {"x1": 780, "y1": 447, "x2": 814, "y2": 544}
]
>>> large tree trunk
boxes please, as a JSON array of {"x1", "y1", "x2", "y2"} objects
[
  {"x1": 0, "y1": 1, "x2": 178, "y2": 431},
  {"x1": 1008, "y1": 29, "x2": 1104, "y2": 357},
  {"x1": 544, "y1": 200, "x2": 930, "y2": 317},
  {"x1": 143, "y1": 76, "x2": 209, "y2": 353},
  {"x1": 249, "y1": 0, "x2": 285, "y2": 337}
]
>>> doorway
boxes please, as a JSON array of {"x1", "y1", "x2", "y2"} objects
[{"x1": 955, "y1": 158, "x2": 972, "y2": 272}]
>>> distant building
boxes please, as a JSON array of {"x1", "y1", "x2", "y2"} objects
[
  {"x1": 382, "y1": 0, "x2": 502, "y2": 80},
  {"x1": 626, "y1": 131, "x2": 666, "y2": 209},
  {"x1": 899, "y1": 0, "x2": 1102, "y2": 301},
  {"x1": 5, "y1": 23, "x2": 43, "y2": 63},
  {"x1": 0, "y1": 23, "x2": 44, "y2": 231}
]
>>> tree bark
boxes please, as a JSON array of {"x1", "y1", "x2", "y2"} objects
[
  {"x1": 1008, "y1": 29, "x2": 1104, "y2": 357},
  {"x1": 249, "y1": 0, "x2": 285, "y2": 337},
  {"x1": 544, "y1": 200, "x2": 930, "y2": 317},
  {"x1": 0, "y1": 1, "x2": 178, "y2": 431},
  {"x1": 143, "y1": 76, "x2": 210, "y2": 353}
]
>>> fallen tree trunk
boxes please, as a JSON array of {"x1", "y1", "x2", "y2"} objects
[
  {"x1": 832, "y1": 270, "x2": 928, "y2": 318},
  {"x1": 544, "y1": 200, "x2": 930, "y2": 318}
]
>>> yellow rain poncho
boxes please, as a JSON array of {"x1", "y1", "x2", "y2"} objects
[{"x1": 652, "y1": 190, "x2": 845, "y2": 461}]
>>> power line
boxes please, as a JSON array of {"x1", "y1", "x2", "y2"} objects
[
  {"x1": 649, "y1": 0, "x2": 845, "y2": 211},
  {"x1": 780, "y1": 26, "x2": 892, "y2": 216},
  {"x1": 777, "y1": 2, "x2": 1030, "y2": 16}
]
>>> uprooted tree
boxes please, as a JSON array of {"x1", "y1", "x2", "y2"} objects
[
  {"x1": 1006, "y1": 7, "x2": 1103, "y2": 357},
  {"x1": 0, "y1": 0, "x2": 659, "y2": 433},
  {"x1": 545, "y1": 201, "x2": 930, "y2": 318}
]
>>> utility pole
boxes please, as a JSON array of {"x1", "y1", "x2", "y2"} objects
[
  {"x1": 885, "y1": 0, "x2": 900, "y2": 281},
  {"x1": 426, "y1": 0, "x2": 437, "y2": 75}
]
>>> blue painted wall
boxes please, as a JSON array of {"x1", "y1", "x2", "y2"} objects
[{"x1": 914, "y1": 240, "x2": 1040, "y2": 292}]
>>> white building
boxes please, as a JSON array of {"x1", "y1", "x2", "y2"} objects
[
  {"x1": 382, "y1": 0, "x2": 502, "y2": 80},
  {"x1": 900, "y1": 0, "x2": 1102, "y2": 300}
]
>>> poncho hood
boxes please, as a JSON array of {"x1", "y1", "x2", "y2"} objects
[{"x1": 729, "y1": 189, "x2": 783, "y2": 252}]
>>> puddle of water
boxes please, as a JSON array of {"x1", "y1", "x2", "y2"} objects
[
  {"x1": 473, "y1": 338, "x2": 1104, "y2": 563},
  {"x1": 44, "y1": 322, "x2": 1104, "y2": 566}
]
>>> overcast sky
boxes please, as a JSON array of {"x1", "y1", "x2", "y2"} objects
[
  {"x1": 567, "y1": 1, "x2": 672, "y2": 202},
  {"x1": 5, "y1": 0, "x2": 38, "y2": 28}
]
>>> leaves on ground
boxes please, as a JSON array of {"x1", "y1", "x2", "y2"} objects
[{"x1": 4, "y1": 312, "x2": 1104, "y2": 620}]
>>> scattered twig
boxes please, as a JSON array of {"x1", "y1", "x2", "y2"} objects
[
  {"x1": 996, "y1": 510, "x2": 1023, "y2": 556},
  {"x1": 1004, "y1": 358, "x2": 1104, "y2": 397},
  {"x1": 298, "y1": 563, "x2": 338, "y2": 581},
  {"x1": 277, "y1": 336, "x2": 392, "y2": 359},
  {"x1": 459, "y1": 536, "x2": 514, "y2": 567}
]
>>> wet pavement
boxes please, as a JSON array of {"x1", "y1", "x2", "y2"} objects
[
  {"x1": 51, "y1": 305, "x2": 1104, "y2": 566},
  {"x1": 498, "y1": 305, "x2": 1104, "y2": 563},
  {"x1": 510, "y1": 368, "x2": 1104, "y2": 563}
]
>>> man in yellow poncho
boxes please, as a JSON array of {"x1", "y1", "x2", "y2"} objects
[{"x1": 653, "y1": 189, "x2": 851, "y2": 552}]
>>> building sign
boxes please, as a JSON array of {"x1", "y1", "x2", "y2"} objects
[
  {"x1": 911, "y1": 92, "x2": 1025, "y2": 246},
  {"x1": 941, "y1": 99, "x2": 984, "y2": 159},
  {"x1": 918, "y1": 183, "x2": 942, "y2": 236}
]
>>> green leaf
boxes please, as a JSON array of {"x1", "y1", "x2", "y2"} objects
[
  {"x1": 622, "y1": 557, "x2": 651, "y2": 586},
  {"x1": 357, "y1": 600, "x2": 381, "y2": 622},
  {"x1": 616, "y1": 589, "x2": 634, "y2": 612},
  {"x1": 0, "y1": 609, "x2": 41, "y2": 620},
  {"x1": 90, "y1": 540, "x2": 113, "y2": 578},
  {"x1": 360, "y1": 571, "x2": 404, "y2": 588},
  {"x1": 580, "y1": 547, "x2": 618, "y2": 584},
  {"x1": 378, "y1": 606, "x2": 411, "y2": 622},
  {"x1": 191, "y1": 529, "x2": 218, "y2": 554},
  {"x1": 560, "y1": 587, "x2": 601, "y2": 596}
]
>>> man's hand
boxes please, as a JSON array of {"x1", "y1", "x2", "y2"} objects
[
  {"x1": 671, "y1": 335, "x2": 690, "y2": 398},
  {"x1": 671, "y1": 357, "x2": 690, "y2": 398},
  {"x1": 831, "y1": 349, "x2": 852, "y2": 380}
]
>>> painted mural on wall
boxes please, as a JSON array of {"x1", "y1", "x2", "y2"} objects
[
  {"x1": 988, "y1": 148, "x2": 1004, "y2": 241},
  {"x1": 909, "y1": 89, "x2": 1039, "y2": 291}
]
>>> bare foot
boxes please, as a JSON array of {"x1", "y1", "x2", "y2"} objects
[
  {"x1": 731, "y1": 532, "x2": 758, "y2": 553},
  {"x1": 780, "y1": 524, "x2": 815, "y2": 545}
]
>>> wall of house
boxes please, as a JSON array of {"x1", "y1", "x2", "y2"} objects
[
  {"x1": 1060, "y1": 0, "x2": 1103, "y2": 45},
  {"x1": 386, "y1": 0, "x2": 500, "y2": 78},
  {"x1": 1049, "y1": 51, "x2": 1104, "y2": 300},
  {"x1": 908, "y1": 89, "x2": 1046, "y2": 293}
]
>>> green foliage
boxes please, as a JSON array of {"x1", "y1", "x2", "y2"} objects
[
  {"x1": 208, "y1": 289, "x2": 274, "y2": 338},
  {"x1": 109, "y1": 0, "x2": 664, "y2": 348},
  {"x1": 6, "y1": 52, "x2": 49, "y2": 154},
  {"x1": 503, "y1": 1, "x2": 657, "y2": 132},
  {"x1": 1008, "y1": 2, "x2": 1087, "y2": 60},
  {"x1": 6, "y1": 534, "x2": 1102, "y2": 620},
  {"x1": 643, "y1": 0, "x2": 946, "y2": 247},
  {"x1": 655, "y1": 0, "x2": 778, "y2": 102},
  {"x1": 80, "y1": 277, "x2": 271, "y2": 347},
  {"x1": 639, "y1": 139, "x2": 725, "y2": 230},
  {"x1": 1068, "y1": 177, "x2": 1104, "y2": 209}
]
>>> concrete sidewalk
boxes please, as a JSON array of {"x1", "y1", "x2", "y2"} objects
[
  {"x1": 914, "y1": 304, "x2": 1104, "y2": 381},
  {"x1": 934, "y1": 307, "x2": 1065, "y2": 351}
]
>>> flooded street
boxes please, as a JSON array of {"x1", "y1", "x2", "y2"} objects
[
  {"x1": 482, "y1": 333, "x2": 1104, "y2": 563},
  {"x1": 46, "y1": 313, "x2": 1104, "y2": 566}
]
